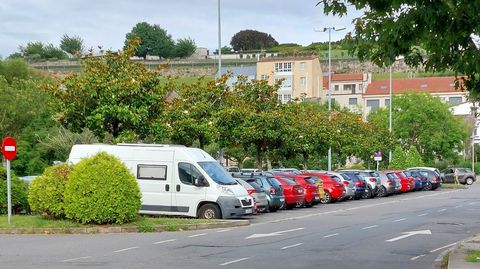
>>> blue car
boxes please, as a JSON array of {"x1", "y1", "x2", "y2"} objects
[
  {"x1": 404, "y1": 170, "x2": 426, "y2": 191},
  {"x1": 341, "y1": 172, "x2": 367, "y2": 200}
]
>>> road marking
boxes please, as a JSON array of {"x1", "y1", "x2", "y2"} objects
[
  {"x1": 220, "y1": 257, "x2": 249, "y2": 266},
  {"x1": 437, "y1": 208, "x2": 447, "y2": 212},
  {"x1": 468, "y1": 202, "x2": 477, "y2": 205},
  {"x1": 454, "y1": 205, "x2": 463, "y2": 208},
  {"x1": 246, "y1": 227, "x2": 304, "y2": 239},
  {"x1": 113, "y1": 246, "x2": 139, "y2": 253},
  {"x1": 188, "y1": 233, "x2": 207, "y2": 238},
  {"x1": 430, "y1": 243, "x2": 457, "y2": 253},
  {"x1": 153, "y1": 239, "x2": 177, "y2": 245},
  {"x1": 62, "y1": 256, "x2": 92, "y2": 262},
  {"x1": 323, "y1": 233, "x2": 339, "y2": 238},
  {"x1": 386, "y1": 230, "x2": 431, "y2": 242},
  {"x1": 281, "y1": 243, "x2": 303, "y2": 250},
  {"x1": 417, "y1": 213, "x2": 429, "y2": 217},
  {"x1": 362, "y1": 225, "x2": 378, "y2": 230},
  {"x1": 393, "y1": 218, "x2": 407, "y2": 222},
  {"x1": 217, "y1": 229, "x2": 232, "y2": 233},
  {"x1": 410, "y1": 254, "x2": 426, "y2": 261}
]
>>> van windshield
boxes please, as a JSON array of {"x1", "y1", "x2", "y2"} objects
[{"x1": 198, "y1": 161, "x2": 238, "y2": 185}]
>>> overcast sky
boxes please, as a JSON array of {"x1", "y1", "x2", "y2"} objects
[{"x1": 0, "y1": 0, "x2": 363, "y2": 58}]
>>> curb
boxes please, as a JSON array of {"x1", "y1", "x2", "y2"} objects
[{"x1": 0, "y1": 219, "x2": 250, "y2": 235}]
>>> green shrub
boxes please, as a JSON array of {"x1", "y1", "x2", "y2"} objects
[
  {"x1": 28, "y1": 164, "x2": 72, "y2": 218},
  {"x1": 0, "y1": 167, "x2": 29, "y2": 214},
  {"x1": 64, "y1": 152, "x2": 141, "y2": 224}
]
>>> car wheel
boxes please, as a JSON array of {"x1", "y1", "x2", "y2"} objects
[
  {"x1": 377, "y1": 186, "x2": 387, "y2": 197},
  {"x1": 320, "y1": 192, "x2": 332, "y2": 204},
  {"x1": 362, "y1": 187, "x2": 373, "y2": 199},
  {"x1": 423, "y1": 182, "x2": 432, "y2": 191},
  {"x1": 304, "y1": 199, "x2": 314, "y2": 208},
  {"x1": 198, "y1": 204, "x2": 222, "y2": 219},
  {"x1": 268, "y1": 202, "x2": 277, "y2": 212},
  {"x1": 286, "y1": 203, "x2": 295, "y2": 210},
  {"x1": 466, "y1": 177, "x2": 474, "y2": 185}
]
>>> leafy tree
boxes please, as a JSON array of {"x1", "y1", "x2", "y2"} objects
[
  {"x1": 125, "y1": 22, "x2": 175, "y2": 58},
  {"x1": 18, "y1": 42, "x2": 67, "y2": 61},
  {"x1": 60, "y1": 34, "x2": 84, "y2": 55},
  {"x1": 368, "y1": 93, "x2": 467, "y2": 163},
  {"x1": 45, "y1": 38, "x2": 169, "y2": 141},
  {"x1": 230, "y1": 29, "x2": 279, "y2": 51},
  {"x1": 389, "y1": 146, "x2": 406, "y2": 169},
  {"x1": 405, "y1": 145, "x2": 424, "y2": 168},
  {"x1": 0, "y1": 58, "x2": 33, "y2": 83},
  {"x1": 317, "y1": 0, "x2": 480, "y2": 94},
  {"x1": 41, "y1": 44, "x2": 68, "y2": 60},
  {"x1": 174, "y1": 38, "x2": 196, "y2": 58},
  {"x1": 214, "y1": 46, "x2": 233, "y2": 55},
  {"x1": 0, "y1": 167, "x2": 29, "y2": 214}
]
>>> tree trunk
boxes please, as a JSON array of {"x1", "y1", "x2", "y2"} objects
[
  {"x1": 256, "y1": 144, "x2": 262, "y2": 170},
  {"x1": 302, "y1": 151, "x2": 308, "y2": 171}
]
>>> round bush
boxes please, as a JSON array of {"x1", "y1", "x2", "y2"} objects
[
  {"x1": 64, "y1": 152, "x2": 141, "y2": 224},
  {"x1": 28, "y1": 164, "x2": 72, "y2": 218},
  {"x1": 0, "y1": 167, "x2": 29, "y2": 214}
]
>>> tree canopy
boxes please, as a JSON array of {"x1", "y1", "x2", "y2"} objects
[
  {"x1": 124, "y1": 22, "x2": 175, "y2": 58},
  {"x1": 230, "y1": 29, "x2": 279, "y2": 51},
  {"x1": 317, "y1": 0, "x2": 480, "y2": 94},
  {"x1": 60, "y1": 34, "x2": 84, "y2": 55},
  {"x1": 174, "y1": 38, "x2": 197, "y2": 58}
]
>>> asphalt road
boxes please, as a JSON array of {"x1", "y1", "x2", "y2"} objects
[{"x1": 1, "y1": 184, "x2": 479, "y2": 269}]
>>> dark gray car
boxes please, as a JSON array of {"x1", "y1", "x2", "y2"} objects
[{"x1": 441, "y1": 167, "x2": 476, "y2": 185}]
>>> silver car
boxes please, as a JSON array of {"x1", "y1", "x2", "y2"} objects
[
  {"x1": 339, "y1": 169, "x2": 382, "y2": 198},
  {"x1": 235, "y1": 178, "x2": 268, "y2": 213},
  {"x1": 329, "y1": 172, "x2": 355, "y2": 200},
  {"x1": 376, "y1": 171, "x2": 401, "y2": 197}
]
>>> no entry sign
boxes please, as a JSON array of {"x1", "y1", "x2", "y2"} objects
[{"x1": 2, "y1": 137, "x2": 17, "y2": 161}]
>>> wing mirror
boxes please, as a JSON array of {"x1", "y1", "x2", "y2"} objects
[{"x1": 194, "y1": 176, "x2": 209, "y2": 187}]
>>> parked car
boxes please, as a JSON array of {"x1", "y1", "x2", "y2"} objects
[
  {"x1": 404, "y1": 170, "x2": 426, "y2": 191},
  {"x1": 409, "y1": 167, "x2": 444, "y2": 182},
  {"x1": 271, "y1": 175, "x2": 305, "y2": 209},
  {"x1": 236, "y1": 174, "x2": 286, "y2": 212},
  {"x1": 440, "y1": 167, "x2": 476, "y2": 185},
  {"x1": 339, "y1": 169, "x2": 381, "y2": 198},
  {"x1": 277, "y1": 174, "x2": 320, "y2": 207},
  {"x1": 269, "y1": 168, "x2": 301, "y2": 175},
  {"x1": 376, "y1": 171, "x2": 401, "y2": 197},
  {"x1": 302, "y1": 172, "x2": 346, "y2": 204},
  {"x1": 328, "y1": 172, "x2": 355, "y2": 200},
  {"x1": 386, "y1": 170, "x2": 413, "y2": 192},
  {"x1": 405, "y1": 168, "x2": 441, "y2": 190},
  {"x1": 235, "y1": 178, "x2": 268, "y2": 213},
  {"x1": 241, "y1": 168, "x2": 260, "y2": 173},
  {"x1": 339, "y1": 172, "x2": 367, "y2": 200}
]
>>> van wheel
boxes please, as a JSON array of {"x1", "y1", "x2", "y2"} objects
[{"x1": 198, "y1": 204, "x2": 222, "y2": 219}]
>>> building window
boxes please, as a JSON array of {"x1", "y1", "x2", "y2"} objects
[
  {"x1": 334, "y1": 85, "x2": 339, "y2": 91},
  {"x1": 344, "y1": 84, "x2": 356, "y2": 93},
  {"x1": 277, "y1": 77, "x2": 292, "y2": 88},
  {"x1": 260, "y1": 74, "x2": 269, "y2": 80},
  {"x1": 359, "y1": 84, "x2": 363, "y2": 92},
  {"x1": 137, "y1": 164, "x2": 167, "y2": 180},
  {"x1": 366, "y1": 99, "x2": 380, "y2": 111},
  {"x1": 385, "y1": 99, "x2": 390, "y2": 107},
  {"x1": 448, "y1": 97, "x2": 463, "y2": 104},
  {"x1": 274, "y1": 62, "x2": 292, "y2": 72},
  {"x1": 300, "y1": 62, "x2": 306, "y2": 70},
  {"x1": 349, "y1": 98, "x2": 358, "y2": 106},
  {"x1": 300, "y1": 77, "x2": 306, "y2": 86},
  {"x1": 283, "y1": 94, "x2": 292, "y2": 103}
]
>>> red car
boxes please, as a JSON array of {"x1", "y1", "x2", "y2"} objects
[
  {"x1": 302, "y1": 172, "x2": 346, "y2": 203},
  {"x1": 271, "y1": 175, "x2": 305, "y2": 209},
  {"x1": 390, "y1": 170, "x2": 414, "y2": 192},
  {"x1": 276, "y1": 174, "x2": 320, "y2": 207}
]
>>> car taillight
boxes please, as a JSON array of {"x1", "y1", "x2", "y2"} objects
[
  {"x1": 386, "y1": 179, "x2": 393, "y2": 185},
  {"x1": 356, "y1": 181, "x2": 363, "y2": 187},
  {"x1": 270, "y1": 186, "x2": 276, "y2": 195},
  {"x1": 247, "y1": 189, "x2": 255, "y2": 195},
  {"x1": 368, "y1": 178, "x2": 376, "y2": 182},
  {"x1": 343, "y1": 181, "x2": 349, "y2": 185}
]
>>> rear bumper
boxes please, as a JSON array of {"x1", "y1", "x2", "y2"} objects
[
  {"x1": 269, "y1": 195, "x2": 285, "y2": 209},
  {"x1": 330, "y1": 188, "x2": 345, "y2": 200},
  {"x1": 285, "y1": 194, "x2": 304, "y2": 205}
]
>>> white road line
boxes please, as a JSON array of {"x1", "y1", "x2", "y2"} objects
[
  {"x1": 437, "y1": 208, "x2": 447, "y2": 212},
  {"x1": 468, "y1": 202, "x2": 477, "y2": 205},
  {"x1": 410, "y1": 254, "x2": 426, "y2": 261},
  {"x1": 417, "y1": 213, "x2": 429, "y2": 217},
  {"x1": 113, "y1": 246, "x2": 139, "y2": 253},
  {"x1": 188, "y1": 233, "x2": 207, "y2": 238},
  {"x1": 153, "y1": 239, "x2": 177, "y2": 245},
  {"x1": 362, "y1": 225, "x2": 378, "y2": 230},
  {"x1": 323, "y1": 233, "x2": 339, "y2": 238},
  {"x1": 217, "y1": 229, "x2": 232, "y2": 233},
  {"x1": 430, "y1": 243, "x2": 457, "y2": 253},
  {"x1": 454, "y1": 205, "x2": 463, "y2": 208},
  {"x1": 281, "y1": 243, "x2": 303, "y2": 250},
  {"x1": 393, "y1": 218, "x2": 407, "y2": 222},
  {"x1": 220, "y1": 257, "x2": 249, "y2": 266},
  {"x1": 62, "y1": 256, "x2": 92, "y2": 262}
]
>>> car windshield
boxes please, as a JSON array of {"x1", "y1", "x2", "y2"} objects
[
  {"x1": 267, "y1": 177, "x2": 282, "y2": 188},
  {"x1": 304, "y1": 177, "x2": 316, "y2": 184},
  {"x1": 340, "y1": 173, "x2": 352, "y2": 180},
  {"x1": 246, "y1": 180, "x2": 262, "y2": 190},
  {"x1": 458, "y1": 168, "x2": 472, "y2": 173},
  {"x1": 330, "y1": 175, "x2": 341, "y2": 182},
  {"x1": 399, "y1": 172, "x2": 407, "y2": 178},
  {"x1": 386, "y1": 173, "x2": 398, "y2": 179},
  {"x1": 369, "y1": 171, "x2": 379, "y2": 177},
  {"x1": 404, "y1": 171, "x2": 411, "y2": 176},
  {"x1": 198, "y1": 161, "x2": 237, "y2": 185},
  {"x1": 279, "y1": 177, "x2": 297, "y2": 185}
]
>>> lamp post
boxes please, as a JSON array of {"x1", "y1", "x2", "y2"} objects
[
  {"x1": 217, "y1": 0, "x2": 222, "y2": 78},
  {"x1": 315, "y1": 26, "x2": 346, "y2": 171},
  {"x1": 389, "y1": 65, "x2": 392, "y2": 163}
]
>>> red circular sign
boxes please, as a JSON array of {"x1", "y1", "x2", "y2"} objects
[{"x1": 1, "y1": 137, "x2": 17, "y2": 161}]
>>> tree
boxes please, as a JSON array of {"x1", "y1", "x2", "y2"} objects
[
  {"x1": 174, "y1": 38, "x2": 196, "y2": 58},
  {"x1": 317, "y1": 1, "x2": 480, "y2": 94},
  {"x1": 389, "y1": 146, "x2": 407, "y2": 169},
  {"x1": 230, "y1": 29, "x2": 279, "y2": 51},
  {"x1": 60, "y1": 34, "x2": 84, "y2": 55},
  {"x1": 368, "y1": 93, "x2": 468, "y2": 163},
  {"x1": 45, "y1": 38, "x2": 169, "y2": 141},
  {"x1": 405, "y1": 145, "x2": 424, "y2": 168},
  {"x1": 125, "y1": 22, "x2": 175, "y2": 58},
  {"x1": 18, "y1": 42, "x2": 67, "y2": 61}
]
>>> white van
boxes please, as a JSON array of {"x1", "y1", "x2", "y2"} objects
[{"x1": 68, "y1": 144, "x2": 254, "y2": 219}]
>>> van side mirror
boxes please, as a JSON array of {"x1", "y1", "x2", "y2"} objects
[{"x1": 194, "y1": 176, "x2": 209, "y2": 187}]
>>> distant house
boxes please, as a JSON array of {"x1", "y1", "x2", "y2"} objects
[
  {"x1": 217, "y1": 65, "x2": 257, "y2": 87},
  {"x1": 322, "y1": 73, "x2": 371, "y2": 113},
  {"x1": 256, "y1": 56, "x2": 323, "y2": 104}
]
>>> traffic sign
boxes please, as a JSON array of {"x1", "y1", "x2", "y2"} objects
[
  {"x1": 374, "y1": 150, "x2": 382, "y2": 161},
  {"x1": 2, "y1": 137, "x2": 17, "y2": 161}
]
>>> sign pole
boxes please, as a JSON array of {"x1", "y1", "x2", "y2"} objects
[
  {"x1": 376, "y1": 160, "x2": 379, "y2": 171},
  {"x1": 6, "y1": 159, "x2": 11, "y2": 224}
]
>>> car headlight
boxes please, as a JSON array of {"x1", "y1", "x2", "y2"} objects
[{"x1": 217, "y1": 185, "x2": 235, "y2": 196}]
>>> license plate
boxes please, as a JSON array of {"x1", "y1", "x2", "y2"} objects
[
  {"x1": 280, "y1": 198, "x2": 285, "y2": 202},
  {"x1": 245, "y1": 209, "x2": 252, "y2": 214}
]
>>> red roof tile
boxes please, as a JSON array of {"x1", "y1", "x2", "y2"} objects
[
  {"x1": 364, "y1": 76, "x2": 463, "y2": 96},
  {"x1": 322, "y1": 73, "x2": 365, "y2": 89}
]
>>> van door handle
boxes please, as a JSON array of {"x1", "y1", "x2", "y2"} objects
[
  {"x1": 165, "y1": 184, "x2": 170, "y2": 192},
  {"x1": 176, "y1": 185, "x2": 181, "y2": 192}
]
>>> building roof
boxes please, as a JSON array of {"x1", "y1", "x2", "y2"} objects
[
  {"x1": 322, "y1": 73, "x2": 365, "y2": 89},
  {"x1": 218, "y1": 65, "x2": 257, "y2": 77},
  {"x1": 364, "y1": 76, "x2": 463, "y2": 96},
  {"x1": 257, "y1": 55, "x2": 317, "y2": 63}
]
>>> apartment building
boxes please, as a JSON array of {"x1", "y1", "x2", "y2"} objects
[
  {"x1": 322, "y1": 73, "x2": 371, "y2": 113},
  {"x1": 257, "y1": 56, "x2": 323, "y2": 104},
  {"x1": 363, "y1": 76, "x2": 467, "y2": 117}
]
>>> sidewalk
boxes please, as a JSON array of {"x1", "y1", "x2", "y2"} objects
[{"x1": 448, "y1": 234, "x2": 480, "y2": 269}]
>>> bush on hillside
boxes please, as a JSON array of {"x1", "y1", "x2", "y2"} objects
[
  {"x1": 0, "y1": 167, "x2": 29, "y2": 214},
  {"x1": 28, "y1": 164, "x2": 72, "y2": 218},
  {"x1": 63, "y1": 152, "x2": 141, "y2": 224}
]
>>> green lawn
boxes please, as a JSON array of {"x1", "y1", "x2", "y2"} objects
[
  {"x1": 439, "y1": 183, "x2": 468, "y2": 189},
  {"x1": 466, "y1": 250, "x2": 480, "y2": 263}
]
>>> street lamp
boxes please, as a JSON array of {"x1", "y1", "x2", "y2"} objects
[
  {"x1": 389, "y1": 65, "x2": 392, "y2": 163},
  {"x1": 217, "y1": 0, "x2": 222, "y2": 78},
  {"x1": 315, "y1": 26, "x2": 346, "y2": 171}
]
